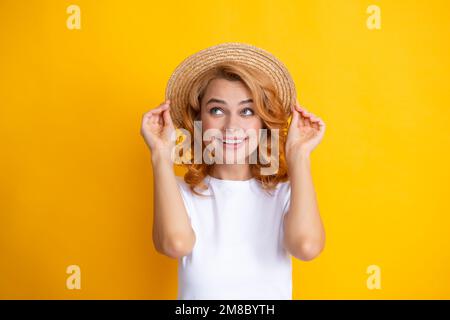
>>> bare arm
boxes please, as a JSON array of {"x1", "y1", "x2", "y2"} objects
[
  {"x1": 284, "y1": 100, "x2": 326, "y2": 261},
  {"x1": 151, "y1": 152, "x2": 195, "y2": 259},
  {"x1": 141, "y1": 99, "x2": 195, "y2": 259},
  {"x1": 284, "y1": 152, "x2": 325, "y2": 261}
]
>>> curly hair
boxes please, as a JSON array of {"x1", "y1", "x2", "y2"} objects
[{"x1": 174, "y1": 60, "x2": 292, "y2": 197}]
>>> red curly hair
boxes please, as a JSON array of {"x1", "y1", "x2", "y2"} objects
[{"x1": 174, "y1": 60, "x2": 292, "y2": 197}]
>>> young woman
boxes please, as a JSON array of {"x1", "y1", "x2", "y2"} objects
[{"x1": 140, "y1": 43, "x2": 326, "y2": 300}]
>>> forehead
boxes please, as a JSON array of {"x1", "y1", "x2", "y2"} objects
[{"x1": 202, "y1": 78, "x2": 252, "y2": 101}]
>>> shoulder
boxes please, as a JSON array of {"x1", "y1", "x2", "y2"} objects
[
  {"x1": 174, "y1": 176, "x2": 196, "y2": 217},
  {"x1": 175, "y1": 175, "x2": 190, "y2": 193},
  {"x1": 174, "y1": 175, "x2": 184, "y2": 184},
  {"x1": 273, "y1": 180, "x2": 291, "y2": 213},
  {"x1": 175, "y1": 175, "x2": 208, "y2": 197},
  {"x1": 273, "y1": 179, "x2": 291, "y2": 196},
  {"x1": 276, "y1": 179, "x2": 290, "y2": 190},
  {"x1": 175, "y1": 175, "x2": 211, "y2": 197},
  {"x1": 254, "y1": 179, "x2": 291, "y2": 204},
  {"x1": 252, "y1": 179, "x2": 290, "y2": 197}
]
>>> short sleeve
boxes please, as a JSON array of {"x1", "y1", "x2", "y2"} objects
[
  {"x1": 280, "y1": 181, "x2": 291, "y2": 217},
  {"x1": 175, "y1": 176, "x2": 194, "y2": 220}
]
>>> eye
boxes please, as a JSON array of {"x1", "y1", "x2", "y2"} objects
[
  {"x1": 241, "y1": 108, "x2": 254, "y2": 116},
  {"x1": 209, "y1": 107, "x2": 224, "y2": 115}
]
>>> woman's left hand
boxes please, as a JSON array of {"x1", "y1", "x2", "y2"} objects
[{"x1": 285, "y1": 99, "x2": 326, "y2": 163}]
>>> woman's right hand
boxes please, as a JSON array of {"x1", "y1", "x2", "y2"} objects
[{"x1": 140, "y1": 100, "x2": 176, "y2": 161}]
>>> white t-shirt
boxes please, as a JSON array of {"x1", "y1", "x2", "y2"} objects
[{"x1": 175, "y1": 174, "x2": 292, "y2": 300}]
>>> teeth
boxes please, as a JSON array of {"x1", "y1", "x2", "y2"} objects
[{"x1": 223, "y1": 139, "x2": 244, "y2": 144}]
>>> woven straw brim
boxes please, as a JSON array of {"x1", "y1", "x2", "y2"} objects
[{"x1": 165, "y1": 42, "x2": 296, "y2": 129}]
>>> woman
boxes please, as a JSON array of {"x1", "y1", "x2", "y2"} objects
[{"x1": 140, "y1": 43, "x2": 326, "y2": 299}]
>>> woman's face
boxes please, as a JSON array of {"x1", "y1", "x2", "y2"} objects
[{"x1": 200, "y1": 78, "x2": 263, "y2": 164}]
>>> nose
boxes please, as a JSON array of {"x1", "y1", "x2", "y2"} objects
[{"x1": 224, "y1": 114, "x2": 244, "y2": 136}]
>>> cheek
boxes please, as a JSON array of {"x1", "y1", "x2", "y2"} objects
[
  {"x1": 200, "y1": 114, "x2": 219, "y2": 131},
  {"x1": 199, "y1": 116, "x2": 221, "y2": 147},
  {"x1": 249, "y1": 115, "x2": 263, "y2": 127},
  {"x1": 244, "y1": 119, "x2": 263, "y2": 135},
  {"x1": 245, "y1": 120, "x2": 264, "y2": 151}
]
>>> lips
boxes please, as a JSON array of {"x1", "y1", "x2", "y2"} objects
[
  {"x1": 218, "y1": 136, "x2": 247, "y2": 144},
  {"x1": 213, "y1": 136, "x2": 248, "y2": 151},
  {"x1": 222, "y1": 137, "x2": 246, "y2": 144}
]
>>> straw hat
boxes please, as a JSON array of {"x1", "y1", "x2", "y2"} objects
[{"x1": 165, "y1": 42, "x2": 297, "y2": 128}]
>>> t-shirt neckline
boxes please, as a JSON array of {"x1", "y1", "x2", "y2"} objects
[{"x1": 206, "y1": 174, "x2": 256, "y2": 185}]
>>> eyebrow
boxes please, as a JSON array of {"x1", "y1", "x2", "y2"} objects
[{"x1": 205, "y1": 98, "x2": 253, "y2": 106}]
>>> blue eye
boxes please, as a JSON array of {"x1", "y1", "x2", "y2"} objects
[
  {"x1": 241, "y1": 108, "x2": 254, "y2": 116},
  {"x1": 209, "y1": 107, "x2": 254, "y2": 116},
  {"x1": 210, "y1": 107, "x2": 224, "y2": 115}
]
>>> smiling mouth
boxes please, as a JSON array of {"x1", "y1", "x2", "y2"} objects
[
  {"x1": 217, "y1": 136, "x2": 248, "y2": 147},
  {"x1": 222, "y1": 137, "x2": 246, "y2": 143}
]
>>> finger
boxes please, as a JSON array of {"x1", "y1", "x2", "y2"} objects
[
  {"x1": 290, "y1": 104, "x2": 300, "y2": 126},
  {"x1": 299, "y1": 107, "x2": 315, "y2": 119},
  {"x1": 316, "y1": 118, "x2": 325, "y2": 130},
  {"x1": 295, "y1": 103, "x2": 311, "y2": 128},
  {"x1": 291, "y1": 100, "x2": 303, "y2": 127},
  {"x1": 143, "y1": 109, "x2": 157, "y2": 118},
  {"x1": 308, "y1": 115, "x2": 321, "y2": 130},
  {"x1": 300, "y1": 109, "x2": 311, "y2": 118},
  {"x1": 157, "y1": 103, "x2": 170, "y2": 113},
  {"x1": 299, "y1": 110, "x2": 312, "y2": 124},
  {"x1": 301, "y1": 110, "x2": 321, "y2": 129},
  {"x1": 159, "y1": 99, "x2": 170, "y2": 107},
  {"x1": 294, "y1": 98, "x2": 301, "y2": 112},
  {"x1": 306, "y1": 115, "x2": 317, "y2": 130},
  {"x1": 147, "y1": 108, "x2": 163, "y2": 120},
  {"x1": 150, "y1": 103, "x2": 166, "y2": 114},
  {"x1": 149, "y1": 108, "x2": 168, "y2": 125},
  {"x1": 300, "y1": 114, "x2": 307, "y2": 127},
  {"x1": 296, "y1": 105, "x2": 306, "y2": 115},
  {"x1": 316, "y1": 125, "x2": 326, "y2": 139},
  {"x1": 142, "y1": 113, "x2": 152, "y2": 125},
  {"x1": 151, "y1": 102, "x2": 170, "y2": 115},
  {"x1": 143, "y1": 111, "x2": 157, "y2": 126},
  {"x1": 309, "y1": 114, "x2": 319, "y2": 122},
  {"x1": 163, "y1": 106, "x2": 174, "y2": 128},
  {"x1": 313, "y1": 121, "x2": 320, "y2": 131},
  {"x1": 315, "y1": 120, "x2": 326, "y2": 137},
  {"x1": 305, "y1": 117, "x2": 313, "y2": 128},
  {"x1": 316, "y1": 118, "x2": 325, "y2": 128},
  {"x1": 296, "y1": 104, "x2": 308, "y2": 113}
]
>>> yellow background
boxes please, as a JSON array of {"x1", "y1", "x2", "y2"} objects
[{"x1": 1, "y1": 0, "x2": 449, "y2": 299}]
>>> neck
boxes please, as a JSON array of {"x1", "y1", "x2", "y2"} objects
[{"x1": 210, "y1": 164, "x2": 252, "y2": 181}]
